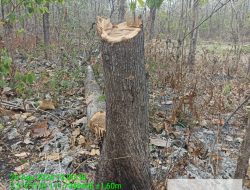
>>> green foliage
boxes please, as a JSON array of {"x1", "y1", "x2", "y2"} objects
[
  {"x1": 3, "y1": 0, "x2": 64, "y2": 25},
  {"x1": 223, "y1": 83, "x2": 232, "y2": 95},
  {"x1": 199, "y1": 0, "x2": 208, "y2": 6},
  {"x1": 137, "y1": 0, "x2": 145, "y2": 7},
  {"x1": 241, "y1": 45, "x2": 250, "y2": 54},
  {"x1": 47, "y1": 66, "x2": 82, "y2": 96},
  {"x1": 14, "y1": 71, "x2": 35, "y2": 96},
  {"x1": 134, "y1": 0, "x2": 164, "y2": 9},
  {"x1": 98, "y1": 95, "x2": 106, "y2": 102},
  {"x1": 129, "y1": 1, "x2": 137, "y2": 12},
  {"x1": 0, "y1": 49, "x2": 35, "y2": 97},
  {"x1": 0, "y1": 49, "x2": 12, "y2": 88},
  {"x1": 146, "y1": 0, "x2": 164, "y2": 9}
]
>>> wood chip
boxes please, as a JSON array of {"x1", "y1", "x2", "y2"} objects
[{"x1": 32, "y1": 120, "x2": 50, "y2": 138}]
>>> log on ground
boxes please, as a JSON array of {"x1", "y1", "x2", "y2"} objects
[{"x1": 85, "y1": 65, "x2": 106, "y2": 138}]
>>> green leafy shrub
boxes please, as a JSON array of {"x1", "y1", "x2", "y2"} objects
[
  {"x1": 14, "y1": 71, "x2": 35, "y2": 97},
  {"x1": 0, "y1": 49, "x2": 12, "y2": 87}
]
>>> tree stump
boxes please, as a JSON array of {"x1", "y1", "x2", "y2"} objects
[{"x1": 95, "y1": 17, "x2": 153, "y2": 190}]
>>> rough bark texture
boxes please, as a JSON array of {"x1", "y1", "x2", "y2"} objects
[
  {"x1": 1, "y1": 0, "x2": 4, "y2": 20},
  {"x1": 234, "y1": 109, "x2": 250, "y2": 179},
  {"x1": 148, "y1": 7, "x2": 156, "y2": 41},
  {"x1": 43, "y1": 3, "x2": 50, "y2": 59},
  {"x1": 187, "y1": 0, "x2": 199, "y2": 65},
  {"x1": 118, "y1": 0, "x2": 126, "y2": 23},
  {"x1": 95, "y1": 24, "x2": 153, "y2": 189}
]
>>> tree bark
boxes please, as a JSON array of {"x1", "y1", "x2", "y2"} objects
[
  {"x1": 234, "y1": 108, "x2": 250, "y2": 180},
  {"x1": 118, "y1": 0, "x2": 126, "y2": 22},
  {"x1": 1, "y1": 0, "x2": 4, "y2": 20},
  {"x1": 43, "y1": 2, "x2": 50, "y2": 59},
  {"x1": 187, "y1": 0, "x2": 199, "y2": 65},
  {"x1": 148, "y1": 7, "x2": 156, "y2": 41},
  {"x1": 95, "y1": 18, "x2": 153, "y2": 190}
]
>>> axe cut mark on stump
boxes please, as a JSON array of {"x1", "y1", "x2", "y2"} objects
[{"x1": 97, "y1": 16, "x2": 142, "y2": 43}]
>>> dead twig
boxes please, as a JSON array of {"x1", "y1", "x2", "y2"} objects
[
  {"x1": 0, "y1": 100, "x2": 66, "y2": 122},
  {"x1": 223, "y1": 95, "x2": 250, "y2": 128}
]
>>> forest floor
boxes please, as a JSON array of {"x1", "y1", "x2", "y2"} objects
[{"x1": 0, "y1": 43, "x2": 250, "y2": 189}]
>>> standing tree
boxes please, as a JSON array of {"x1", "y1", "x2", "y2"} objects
[
  {"x1": 43, "y1": 2, "x2": 50, "y2": 59},
  {"x1": 146, "y1": 0, "x2": 164, "y2": 40},
  {"x1": 118, "y1": 0, "x2": 126, "y2": 22},
  {"x1": 95, "y1": 16, "x2": 154, "y2": 189},
  {"x1": 187, "y1": 0, "x2": 199, "y2": 65}
]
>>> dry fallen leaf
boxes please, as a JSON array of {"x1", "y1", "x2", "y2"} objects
[
  {"x1": 77, "y1": 135, "x2": 86, "y2": 146},
  {"x1": 14, "y1": 163, "x2": 29, "y2": 172},
  {"x1": 45, "y1": 153, "x2": 60, "y2": 161},
  {"x1": 32, "y1": 120, "x2": 50, "y2": 138},
  {"x1": 14, "y1": 152, "x2": 30, "y2": 158},
  {"x1": 38, "y1": 100, "x2": 55, "y2": 110},
  {"x1": 22, "y1": 112, "x2": 32, "y2": 118},
  {"x1": 152, "y1": 122, "x2": 164, "y2": 133},
  {"x1": 26, "y1": 116, "x2": 37, "y2": 123},
  {"x1": 212, "y1": 118, "x2": 225, "y2": 126},
  {"x1": 90, "y1": 149, "x2": 100, "y2": 156}
]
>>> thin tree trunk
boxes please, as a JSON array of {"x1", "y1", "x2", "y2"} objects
[
  {"x1": 1, "y1": 0, "x2": 4, "y2": 20},
  {"x1": 118, "y1": 0, "x2": 126, "y2": 22},
  {"x1": 95, "y1": 17, "x2": 153, "y2": 190},
  {"x1": 34, "y1": 13, "x2": 39, "y2": 48},
  {"x1": 148, "y1": 7, "x2": 156, "y2": 40},
  {"x1": 43, "y1": 2, "x2": 50, "y2": 59},
  {"x1": 176, "y1": 0, "x2": 184, "y2": 61},
  {"x1": 187, "y1": 0, "x2": 199, "y2": 65}
]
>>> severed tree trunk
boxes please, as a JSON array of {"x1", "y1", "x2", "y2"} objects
[
  {"x1": 234, "y1": 108, "x2": 250, "y2": 181},
  {"x1": 95, "y1": 17, "x2": 153, "y2": 190},
  {"x1": 43, "y1": 2, "x2": 50, "y2": 59},
  {"x1": 85, "y1": 65, "x2": 106, "y2": 138}
]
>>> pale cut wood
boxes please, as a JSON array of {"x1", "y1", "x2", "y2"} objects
[{"x1": 96, "y1": 16, "x2": 142, "y2": 43}]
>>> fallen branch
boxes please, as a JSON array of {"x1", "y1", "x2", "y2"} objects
[{"x1": 0, "y1": 100, "x2": 65, "y2": 122}]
